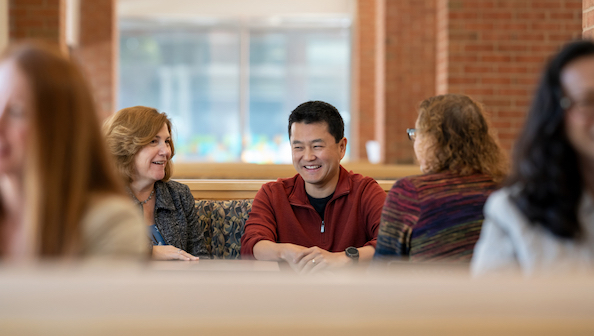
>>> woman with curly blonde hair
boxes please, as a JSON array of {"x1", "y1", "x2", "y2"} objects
[{"x1": 374, "y1": 94, "x2": 507, "y2": 262}]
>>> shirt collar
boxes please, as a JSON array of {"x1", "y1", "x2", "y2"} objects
[
  {"x1": 154, "y1": 180, "x2": 177, "y2": 211},
  {"x1": 288, "y1": 165, "x2": 351, "y2": 206}
]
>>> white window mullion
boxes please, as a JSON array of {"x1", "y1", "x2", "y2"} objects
[{"x1": 239, "y1": 19, "x2": 250, "y2": 160}]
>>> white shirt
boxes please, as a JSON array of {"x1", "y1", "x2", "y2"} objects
[{"x1": 471, "y1": 187, "x2": 594, "y2": 277}]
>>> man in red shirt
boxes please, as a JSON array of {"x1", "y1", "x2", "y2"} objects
[{"x1": 240, "y1": 101, "x2": 386, "y2": 273}]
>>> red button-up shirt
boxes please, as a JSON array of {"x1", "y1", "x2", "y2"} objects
[{"x1": 240, "y1": 166, "x2": 386, "y2": 256}]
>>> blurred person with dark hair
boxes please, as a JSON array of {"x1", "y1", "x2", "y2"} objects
[
  {"x1": 374, "y1": 94, "x2": 507, "y2": 262},
  {"x1": 105, "y1": 106, "x2": 208, "y2": 261},
  {"x1": 0, "y1": 42, "x2": 147, "y2": 260},
  {"x1": 241, "y1": 101, "x2": 386, "y2": 273},
  {"x1": 472, "y1": 40, "x2": 594, "y2": 276}
]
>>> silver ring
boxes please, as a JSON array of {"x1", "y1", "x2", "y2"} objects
[
  {"x1": 177, "y1": 249, "x2": 182, "y2": 254},
  {"x1": 312, "y1": 259, "x2": 316, "y2": 264}
]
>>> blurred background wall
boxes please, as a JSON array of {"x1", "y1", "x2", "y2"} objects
[{"x1": 3, "y1": 0, "x2": 588, "y2": 164}]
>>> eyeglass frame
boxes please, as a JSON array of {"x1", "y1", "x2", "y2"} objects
[
  {"x1": 406, "y1": 128, "x2": 416, "y2": 141},
  {"x1": 560, "y1": 95, "x2": 594, "y2": 115}
]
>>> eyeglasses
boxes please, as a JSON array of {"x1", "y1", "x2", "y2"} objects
[
  {"x1": 406, "y1": 128, "x2": 416, "y2": 141},
  {"x1": 561, "y1": 96, "x2": 594, "y2": 116}
]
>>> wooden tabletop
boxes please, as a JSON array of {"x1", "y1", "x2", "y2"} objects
[
  {"x1": 0, "y1": 262, "x2": 592, "y2": 335},
  {"x1": 148, "y1": 259, "x2": 280, "y2": 272}
]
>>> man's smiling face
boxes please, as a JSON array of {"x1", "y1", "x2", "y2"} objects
[{"x1": 290, "y1": 121, "x2": 346, "y2": 197}]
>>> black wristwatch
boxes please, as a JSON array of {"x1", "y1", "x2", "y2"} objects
[{"x1": 345, "y1": 246, "x2": 359, "y2": 263}]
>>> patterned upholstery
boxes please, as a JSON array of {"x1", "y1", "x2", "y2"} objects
[{"x1": 196, "y1": 199, "x2": 253, "y2": 259}]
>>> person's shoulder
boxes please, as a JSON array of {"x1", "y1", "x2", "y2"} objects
[
  {"x1": 81, "y1": 193, "x2": 144, "y2": 233},
  {"x1": 81, "y1": 193, "x2": 148, "y2": 258},
  {"x1": 399, "y1": 172, "x2": 496, "y2": 190},
  {"x1": 484, "y1": 187, "x2": 514, "y2": 211},
  {"x1": 382, "y1": 174, "x2": 426, "y2": 193},
  {"x1": 483, "y1": 186, "x2": 524, "y2": 229},
  {"x1": 159, "y1": 179, "x2": 192, "y2": 196},
  {"x1": 260, "y1": 174, "x2": 300, "y2": 194},
  {"x1": 404, "y1": 171, "x2": 481, "y2": 184},
  {"x1": 343, "y1": 168, "x2": 379, "y2": 186},
  {"x1": 161, "y1": 179, "x2": 189, "y2": 190},
  {"x1": 87, "y1": 193, "x2": 138, "y2": 215},
  {"x1": 394, "y1": 173, "x2": 426, "y2": 184}
]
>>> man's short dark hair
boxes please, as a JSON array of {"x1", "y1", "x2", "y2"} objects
[{"x1": 288, "y1": 101, "x2": 345, "y2": 143}]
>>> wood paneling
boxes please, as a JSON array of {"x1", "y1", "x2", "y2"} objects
[
  {"x1": 176, "y1": 178, "x2": 396, "y2": 200},
  {"x1": 172, "y1": 162, "x2": 420, "y2": 180}
]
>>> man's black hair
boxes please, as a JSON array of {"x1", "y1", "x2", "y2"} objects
[{"x1": 288, "y1": 101, "x2": 345, "y2": 143}]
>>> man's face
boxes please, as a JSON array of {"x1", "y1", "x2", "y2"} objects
[{"x1": 290, "y1": 121, "x2": 346, "y2": 196}]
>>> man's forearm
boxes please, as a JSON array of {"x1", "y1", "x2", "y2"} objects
[
  {"x1": 358, "y1": 245, "x2": 375, "y2": 262},
  {"x1": 253, "y1": 240, "x2": 289, "y2": 261},
  {"x1": 254, "y1": 240, "x2": 375, "y2": 264},
  {"x1": 253, "y1": 240, "x2": 280, "y2": 260}
]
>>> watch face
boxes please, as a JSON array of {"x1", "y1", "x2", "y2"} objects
[{"x1": 346, "y1": 247, "x2": 359, "y2": 257}]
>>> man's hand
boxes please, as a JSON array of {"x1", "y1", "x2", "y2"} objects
[
  {"x1": 152, "y1": 245, "x2": 199, "y2": 261},
  {"x1": 292, "y1": 246, "x2": 353, "y2": 274},
  {"x1": 253, "y1": 241, "x2": 306, "y2": 262},
  {"x1": 253, "y1": 241, "x2": 373, "y2": 274},
  {"x1": 278, "y1": 243, "x2": 308, "y2": 264}
]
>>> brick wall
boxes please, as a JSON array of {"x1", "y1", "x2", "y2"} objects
[
  {"x1": 437, "y1": 0, "x2": 582, "y2": 152},
  {"x1": 584, "y1": 0, "x2": 594, "y2": 38},
  {"x1": 384, "y1": 0, "x2": 437, "y2": 164},
  {"x1": 354, "y1": 0, "x2": 378, "y2": 161},
  {"x1": 9, "y1": 0, "x2": 65, "y2": 48},
  {"x1": 8, "y1": 0, "x2": 588, "y2": 162},
  {"x1": 72, "y1": 0, "x2": 115, "y2": 121}
]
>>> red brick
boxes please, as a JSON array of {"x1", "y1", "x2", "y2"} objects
[
  {"x1": 532, "y1": 1, "x2": 563, "y2": 9},
  {"x1": 481, "y1": 78, "x2": 512, "y2": 85},
  {"x1": 9, "y1": 0, "x2": 65, "y2": 44},
  {"x1": 498, "y1": 66, "x2": 529, "y2": 74},
  {"x1": 517, "y1": 12, "x2": 547, "y2": 20},
  {"x1": 382, "y1": 0, "x2": 437, "y2": 163},
  {"x1": 482, "y1": 55, "x2": 512, "y2": 63},
  {"x1": 552, "y1": 12, "x2": 576, "y2": 20},
  {"x1": 436, "y1": 0, "x2": 581, "y2": 159}
]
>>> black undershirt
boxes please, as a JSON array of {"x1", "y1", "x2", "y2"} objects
[{"x1": 306, "y1": 192, "x2": 334, "y2": 220}]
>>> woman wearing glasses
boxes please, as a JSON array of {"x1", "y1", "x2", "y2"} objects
[
  {"x1": 374, "y1": 94, "x2": 507, "y2": 262},
  {"x1": 471, "y1": 40, "x2": 594, "y2": 276}
]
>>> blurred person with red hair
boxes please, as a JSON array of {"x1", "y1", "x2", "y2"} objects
[{"x1": 0, "y1": 42, "x2": 147, "y2": 260}]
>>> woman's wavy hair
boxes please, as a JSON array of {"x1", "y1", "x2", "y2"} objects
[
  {"x1": 0, "y1": 41, "x2": 125, "y2": 257},
  {"x1": 104, "y1": 106, "x2": 175, "y2": 184},
  {"x1": 417, "y1": 94, "x2": 507, "y2": 183},
  {"x1": 507, "y1": 40, "x2": 594, "y2": 240}
]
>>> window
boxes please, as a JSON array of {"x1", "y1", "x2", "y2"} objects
[{"x1": 119, "y1": 16, "x2": 351, "y2": 163}]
